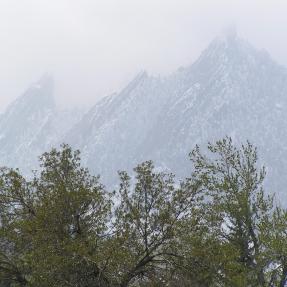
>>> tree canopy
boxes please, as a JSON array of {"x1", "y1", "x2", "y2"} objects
[{"x1": 0, "y1": 139, "x2": 286, "y2": 286}]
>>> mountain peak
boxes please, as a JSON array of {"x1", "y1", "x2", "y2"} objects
[
  {"x1": 32, "y1": 73, "x2": 54, "y2": 90},
  {"x1": 221, "y1": 24, "x2": 238, "y2": 42},
  {"x1": 118, "y1": 70, "x2": 149, "y2": 98},
  {"x1": 1, "y1": 74, "x2": 55, "y2": 127},
  {"x1": 17, "y1": 74, "x2": 55, "y2": 111},
  {"x1": 192, "y1": 29, "x2": 275, "y2": 77},
  {"x1": 131, "y1": 70, "x2": 148, "y2": 84}
]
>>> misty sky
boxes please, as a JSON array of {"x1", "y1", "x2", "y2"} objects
[{"x1": 0, "y1": 0, "x2": 286, "y2": 112}]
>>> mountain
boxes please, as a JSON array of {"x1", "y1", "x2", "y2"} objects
[
  {"x1": 0, "y1": 75, "x2": 83, "y2": 173},
  {"x1": 2, "y1": 32, "x2": 287, "y2": 202},
  {"x1": 65, "y1": 71, "x2": 170, "y2": 178},
  {"x1": 64, "y1": 32, "x2": 287, "y2": 203}
]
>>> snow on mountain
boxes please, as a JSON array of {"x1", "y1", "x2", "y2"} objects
[
  {"x1": 65, "y1": 32, "x2": 287, "y2": 203},
  {"x1": 2, "y1": 33, "x2": 287, "y2": 203},
  {"x1": 65, "y1": 70, "x2": 170, "y2": 177},
  {"x1": 0, "y1": 74, "x2": 83, "y2": 173}
]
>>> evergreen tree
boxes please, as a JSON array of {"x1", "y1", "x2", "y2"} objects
[{"x1": 188, "y1": 137, "x2": 275, "y2": 286}]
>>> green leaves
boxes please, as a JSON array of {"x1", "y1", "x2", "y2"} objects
[
  {"x1": 0, "y1": 145, "x2": 112, "y2": 287},
  {"x1": 0, "y1": 139, "x2": 286, "y2": 287},
  {"x1": 112, "y1": 161, "x2": 199, "y2": 286},
  {"x1": 186, "y1": 137, "x2": 285, "y2": 286}
]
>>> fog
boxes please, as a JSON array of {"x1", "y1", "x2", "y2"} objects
[{"x1": 0, "y1": 0, "x2": 286, "y2": 112}]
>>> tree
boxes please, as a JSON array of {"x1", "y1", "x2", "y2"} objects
[
  {"x1": 28, "y1": 144, "x2": 113, "y2": 286},
  {"x1": 188, "y1": 137, "x2": 275, "y2": 286},
  {"x1": 261, "y1": 207, "x2": 287, "y2": 286},
  {"x1": 0, "y1": 167, "x2": 33, "y2": 286},
  {"x1": 111, "y1": 161, "x2": 200, "y2": 287},
  {"x1": 0, "y1": 145, "x2": 112, "y2": 287}
]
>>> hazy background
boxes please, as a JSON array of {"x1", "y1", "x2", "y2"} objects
[{"x1": 0, "y1": 0, "x2": 286, "y2": 112}]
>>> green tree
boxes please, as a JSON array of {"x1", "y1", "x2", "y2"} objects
[
  {"x1": 0, "y1": 167, "x2": 34, "y2": 286},
  {"x1": 261, "y1": 206, "x2": 287, "y2": 286},
  {"x1": 0, "y1": 145, "x2": 112, "y2": 287},
  {"x1": 188, "y1": 137, "x2": 274, "y2": 286},
  {"x1": 111, "y1": 161, "x2": 200, "y2": 287},
  {"x1": 27, "y1": 145, "x2": 112, "y2": 286}
]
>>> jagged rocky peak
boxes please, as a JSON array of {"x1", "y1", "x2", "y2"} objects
[
  {"x1": 185, "y1": 29, "x2": 278, "y2": 91},
  {"x1": 6, "y1": 73, "x2": 55, "y2": 116},
  {"x1": 198, "y1": 28, "x2": 251, "y2": 61},
  {"x1": 221, "y1": 24, "x2": 238, "y2": 42},
  {"x1": 119, "y1": 70, "x2": 149, "y2": 95},
  {"x1": 25, "y1": 73, "x2": 55, "y2": 109},
  {"x1": 133, "y1": 70, "x2": 148, "y2": 82},
  {"x1": 0, "y1": 73, "x2": 55, "y2": 142}
]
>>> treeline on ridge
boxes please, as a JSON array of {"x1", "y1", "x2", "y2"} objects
[{"x1": 0, "y1": 138, "x2": 287, "y2": 287}]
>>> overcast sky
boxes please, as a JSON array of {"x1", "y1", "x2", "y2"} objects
[{"x1": 0, "y1": 0, "x2": 286, "y2": 112}]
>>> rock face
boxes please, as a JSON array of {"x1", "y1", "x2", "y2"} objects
[
  {"x1": 2, "y1": 33, "x2": 287, "y2": 202},
  {"x1": 0, "y1": 74, "x2": 55, "y2": 171},
  {"x1": 0, "y1": 74, "x2": 82, "y2": 172},
  {"x1": 66, "y1": 34, "x2": 287, "y2": 199}
]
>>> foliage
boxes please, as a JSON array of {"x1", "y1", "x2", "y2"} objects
[{"x1": 0, "y1": 139, "x2": 286, "y2": 286}]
